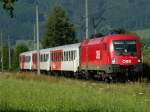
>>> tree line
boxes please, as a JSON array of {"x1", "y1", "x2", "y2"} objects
[{"x1": 0, "y1": 6, "x2": 78, "y2": 71}]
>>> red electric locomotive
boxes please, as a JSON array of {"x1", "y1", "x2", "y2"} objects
[{"x1": 80, "y1": 33, "x2": 142, "y2": 81}]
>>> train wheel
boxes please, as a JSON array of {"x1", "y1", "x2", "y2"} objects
[
  {"x1": 74, "y1": 72, "x2": 79, "y2": 79},
  {"x1": 85, "y1": 71, "x2": 89, "y2": 80}
]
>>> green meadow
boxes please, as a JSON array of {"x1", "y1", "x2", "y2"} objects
[{"x1": 0, "y1": 72, "x2": 150, "y2": 112}]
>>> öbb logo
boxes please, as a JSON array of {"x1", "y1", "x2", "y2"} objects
[{"x1": 122, "y1": 60, "x2": 131, "y2": 64}]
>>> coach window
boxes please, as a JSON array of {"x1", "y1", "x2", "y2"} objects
[
  {"x1": 65, "y1": 51, "x2": 67, "y2": 61},
  {"x1": 41, "y1": 55, "x2": 43, "y2": 62},
  {"x1": 42, "y1": 54, "x2": 44, "y2": 62},
  {"x1": 64, "y1": 52, "x2": 66, "y2": 61},
  {"x1": 71, "y1": 51, "x2": 73, "y2": 61},
  {"x1": 56, "y1": 53, "x2": 58, "y2": 62},
  {"x1": 58, "y1": 52, "x2": 59, "y2": 62},
  {"x1": 43, "y1": 54, "x2": 45, "y2": 62},
  {"x1": 53, "y1": 53, "x2": 54, "y2": 61},
  {"x1": 57, "y1": 52, "x2": 59, "y2": 62},
  {"x1": 73, "y1": 50, "x2": 76, "y2": 60},
  {"x1": 59, "y1": 52, "x2": 61, "y2": 61},
  {"x1": 46, "y1": 54, "x2": 48, "y2": 62},
  {"x1": 46, "y1": 54, "x2": 48, "y2": 61},
  {"x1": 41, "y1": 54, "x2": 43, "y2": 62},
  {"x1": 54, "y1": 53, "x2": 55, "y2": 62},
  {"x1": 54, "y1": 53, "x2": 56, "y2": 62},
  {"x1": 42, "y1": 54, "x2": 43, "y2": 62},
  {"x1": 52, "y1": 52, "x2": 54, "y2": 61},
  {"x1": 72, "y1": 51, "x2": 74, "y2": 61},
  {"x1": 70, "y1": 51, "x2": 72, "y2": 61},
  {"x1": 55, "y1": 52, "x2": 57, "y2": 62},
  {"x1": 63, "y1": 52, "x2": 65, "y2": 61},
  {"x1": 25, "y1": 56, "x2": 30, "y2": 62},
  {"x1": 68, "y1": 51, "x2": 69, "y2": 61},
  {"x1": 68, "y1": 51, "x2": 70, "y2": 61},
  {"x1": 66, "y1": 51, "x2": 68, "y2": 61},
  {"x1": 61, "y1": 52, "x2": 63, "y2": 61},
  {"x1": 73, "y1": 50, "x2": 75, "y2": 60},
  {"x1": 50, "y1": 53, "x2": 53, "y2": 61},
  {"x1": 66, "y1": 52, "x2": 67, "y2": 61},
  {"x1": 43, "y1": 54, "x2": 46, "y2": 62}
]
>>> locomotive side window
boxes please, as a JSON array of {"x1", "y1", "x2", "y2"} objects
[{"x1": 113, "y1": 40, "x2": 136, "y2": 55}]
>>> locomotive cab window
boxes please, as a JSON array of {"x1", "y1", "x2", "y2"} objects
[{"x1": 113, "y1": 40, "x2": 136, "y2": 55}]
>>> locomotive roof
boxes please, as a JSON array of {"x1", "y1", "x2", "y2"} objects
[{"x1": 81, "y1": 34, "x2": 139, "y2": 46}]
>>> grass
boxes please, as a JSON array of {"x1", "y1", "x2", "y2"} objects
[{"x1": 0, "y1": 72, "x2": 150, "y2": 112}]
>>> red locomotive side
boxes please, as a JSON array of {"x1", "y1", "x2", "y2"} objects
[
  {"x1": 80, "y1": 37, "x2": 107, "y2": 70},
  {"x1": 80, "y1": 34, "x2": 142, "y2": 74}
]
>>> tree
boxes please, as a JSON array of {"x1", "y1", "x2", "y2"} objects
[
  {"x1": 12, "y1": 43, "x2": 28, "y2": 70},
  {"x1": 42, "y1": 6, "x2": 78, "y2": 48},
  {"x1": 0, "y1": 0, "x2": 17, "y2": 17}
]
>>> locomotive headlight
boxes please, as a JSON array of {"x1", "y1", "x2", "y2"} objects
[
  {"x1": 138, "y1": 59, "x2": 141, "y2": 63},
  {"x1": 112, "y1": 58, "x2": 116, "y2": 64}
]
